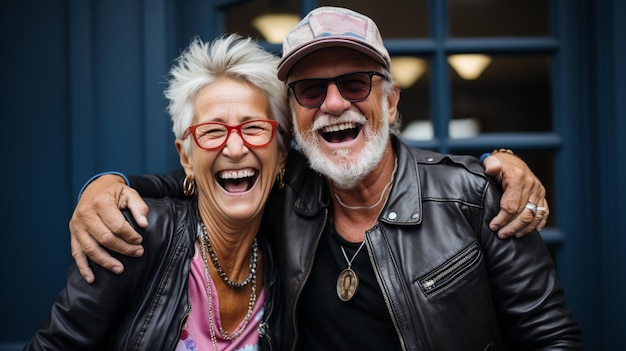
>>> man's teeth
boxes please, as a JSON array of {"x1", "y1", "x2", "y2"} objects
[
  {"x1": 219, "y1": 169, "x2": 256, "y2": 179},
  {"x1": 321, "y1": 122, "x2": 357, "y2": 133}
]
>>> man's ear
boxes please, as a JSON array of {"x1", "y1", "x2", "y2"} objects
[{"x1": 387, "y1": 82, "x2": 401, "y2": 125}]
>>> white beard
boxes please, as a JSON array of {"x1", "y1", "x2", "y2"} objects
[{"x1": 293, "y1": 102, "x2": 390, "y2": 190}]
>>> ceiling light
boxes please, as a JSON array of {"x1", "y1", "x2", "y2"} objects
[
  {"x1": 252, "y1": 13, "x2": 300, "y2": 44},
  {"x1": 391, "y1": 57, "x2": 427, "y2": 88},
  {"x1": 448, "y1": 54, "x2": 492, "y2": 80}
]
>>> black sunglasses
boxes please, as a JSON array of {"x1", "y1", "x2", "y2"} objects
[{"x1": 287, "y1": 71, "x2": 387, "y2": 108}]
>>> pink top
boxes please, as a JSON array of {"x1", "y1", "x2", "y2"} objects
[{"x1": 176, "y1": 242, "x2": 265, "y2": 351}]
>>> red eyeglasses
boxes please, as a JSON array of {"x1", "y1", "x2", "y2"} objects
[{"x1": 183, "y1": 119, "x2": 278, "y2": 151}]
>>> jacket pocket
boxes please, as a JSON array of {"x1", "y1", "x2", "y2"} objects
[{"x1": 418, "y1": 242, "x2": 482, "y2": 298}]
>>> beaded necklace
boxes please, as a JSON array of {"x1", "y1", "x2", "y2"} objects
[
  {"x1": 202, "y1": 222, "x2": 258, "y2": 289},
  {"x1": 198, "y1": 222, "x2": 258, "y2": 350}
]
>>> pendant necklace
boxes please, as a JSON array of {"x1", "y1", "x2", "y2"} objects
[
  {"x1": 336, "y1": 240, "x2": 367, "y2": 301},
  {"x1": 334, "y1": 156, "x2": 398, "y2": 301},
  {"x1": 336, "y1": 211, "x2": 386, "y2": 302}
]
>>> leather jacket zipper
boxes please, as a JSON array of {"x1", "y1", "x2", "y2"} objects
[
  {"x1": 419, "y1": 243, "x2": 482, "y2": 296},
  {"x1": 178, "y1": 306, "x2": 191, "y2": 340},
  {"x1": 366, "y1": 227, "x2": 408, "y2": 351},
  {"x1": 258, "y1": 237, "x2": 277, "y2": 351},
  {"x1": 258, "y1": 322, "x2": 273, "y2": 351},
  {"x1": 291, "y1": 208, "x2": 328, "y2": 351}
]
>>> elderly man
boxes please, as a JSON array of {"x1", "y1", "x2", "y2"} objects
[{"x1": 70, "y1": 6, "x2": 580, "y2": 350}]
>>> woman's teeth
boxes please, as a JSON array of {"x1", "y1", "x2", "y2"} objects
[
  {"x1": 218, "y1": 169, "x2": 258, "y2": 192},
  {"x1": 219, "y1": 169, "x2": 256, "y2": 179}
]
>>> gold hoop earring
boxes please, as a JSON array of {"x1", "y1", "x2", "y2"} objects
[
  {"x1": 277, "y1": 168, "x2": 285, "y2": 189},
  {"x1": 183, "y1": 175, "x2": 195, "y2": 196}
]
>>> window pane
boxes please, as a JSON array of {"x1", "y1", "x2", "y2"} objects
[
  {"x1": 449, "y1": 0, "x2": 549, "y2": 37},
  {"x1": 320, "y1": 0, "x2": 428, "y2": 38},
  {"x1": 395, "y1": 58, "x2": 431, "y2": 140},
  {"x1": 450, "y1": 55, "x2": 552, "y2": 134},
  {"x1": 224, "y1": 0, "x2": 300, "y2": 44}
]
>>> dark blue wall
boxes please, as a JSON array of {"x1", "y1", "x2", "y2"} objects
[
  {"x1": 0, "y1": 0, "x2": 73, "y2": 345},
  {"x1": 0, "y1": 0, "x2": 184, "y2": 346}
]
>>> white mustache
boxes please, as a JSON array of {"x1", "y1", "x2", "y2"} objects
[{"x1": 312, "y1": 111, "x2": 367, "y2": 133}]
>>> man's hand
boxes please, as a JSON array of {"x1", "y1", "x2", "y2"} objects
[
  {"x1": 483, "y1": 152, "x2": 549, "y2": 238},
  {"x1": 69, "y1": 174, "x2": 149, "y2": 283}
]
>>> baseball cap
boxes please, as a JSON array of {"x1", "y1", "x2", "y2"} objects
[{"x1": 277, "y1": 6, "x2": 391, "y2": 81}]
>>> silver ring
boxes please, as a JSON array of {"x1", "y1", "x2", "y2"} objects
[
  {"x1": 525, "y1": 202, "x2": 537, "y2": 216},
  {"x1": 536, "y1": 207, "x2": 547, "y2": 212}
]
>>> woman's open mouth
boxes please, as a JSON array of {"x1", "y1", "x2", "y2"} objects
[{"x1": 217, "y1": 169, "x2": 258, "y2": 193}]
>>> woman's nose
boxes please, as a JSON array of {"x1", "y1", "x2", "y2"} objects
[{"x1": 222, "y1": 130, "x2": 248, "y2": 157}]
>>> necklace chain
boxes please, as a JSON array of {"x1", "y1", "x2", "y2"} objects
[
  {"x1": 334, "y1": 179, "x2": 393, "y2": 210},
  {"x1": 340, "y1": 241, "x2": 366, "y2": 268},
  {"x1": 198, "y1": 222, "x2": 258, "y2": 350},
  {"x1": 201, "y1": 222, "x2": 257, "y2": 289},
  {"x1": 333, "y1": 156, "x2": 398, "y2": 210},
  {"x1": 338, "y1": 213, "x2": 379, "y2": 269}
]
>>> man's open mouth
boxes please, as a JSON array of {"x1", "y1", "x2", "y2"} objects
[
  {"x1": 320, "y1": 122, "x2": 362, "y2": 143},
  {"x1": 217, "y1": 169, "x2": 258, "y2": 193}
]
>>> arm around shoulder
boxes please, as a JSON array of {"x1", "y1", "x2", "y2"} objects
[
  {"x1": 482, "y1": 149, "x2": 549, "y2": 238},
  {"x1": 479, "y1": 179, "x2": 582, "y2": 349},
  {"x1": 127, "y1": 168, "x2": 187, "y2": 198}
]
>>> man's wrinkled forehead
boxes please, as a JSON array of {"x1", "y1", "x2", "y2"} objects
[{"x1": 287, "y1": 47, "x2": 383, "y2": 81}]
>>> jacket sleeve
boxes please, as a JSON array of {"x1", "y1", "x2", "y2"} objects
[
  {"x1": 127, "y1": 167, "x2": 186, "y2": 198},
  {"x1": 479, "y1": 178, "x2": 583, "y2": 350},
  {"x1": 23, "y1": 253, "x2": 139, "y2": 350}
]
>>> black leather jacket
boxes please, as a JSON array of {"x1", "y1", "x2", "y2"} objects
[
  {"x1": 25, "y1": 197, "x2": 282, "y2": 351},
  {"x1": 267, "y1": 136, "x2": 582, "y2": 350},
  {"x1": 87, "y1": 136, "x2": 582, "y2": 350}
]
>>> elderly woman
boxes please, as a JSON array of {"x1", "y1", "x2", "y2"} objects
[{"x1": 25, "y1": 34, "x2": 290, "y2": 350}]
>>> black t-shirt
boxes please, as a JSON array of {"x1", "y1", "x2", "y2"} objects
[{"x1": 295, "y1": 224, "x2": 402, "y2": 350}]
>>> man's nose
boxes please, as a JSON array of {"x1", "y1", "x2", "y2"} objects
[{"x1": 320, "y1": 82, "x2": 351, "y2": 112}]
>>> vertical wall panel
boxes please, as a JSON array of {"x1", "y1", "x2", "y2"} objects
[
  {"x1": 0, "y1": 0, "x2": 73, "y2": 346},
  {"x1": 92, "y1": 1, "x2": 146, "y2": 174},
  {"x1": 552, "y1": 0, "x2": 597, "y2": 347},
  {"x1": 599, "y1": 0, "x2": 626, "y2": 346},
  {"x1": 143, "y1": 0, "x2": 180, "y2": 173},
  {"x1": 70, "y1": 0, "x2": 97, "y2": 193}
]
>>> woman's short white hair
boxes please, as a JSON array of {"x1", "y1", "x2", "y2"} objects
[{"x1": 165, "y1": 34, "x2": 291, "y2": 155}]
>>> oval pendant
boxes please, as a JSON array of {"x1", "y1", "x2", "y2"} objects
[{"x1": 337, "y1": 268, "x2": 359, "y2": 301}]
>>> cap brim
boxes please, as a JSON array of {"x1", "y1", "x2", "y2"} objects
[{"x1": 277, "y1": 38, "x2": 390, "y2": 81}]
